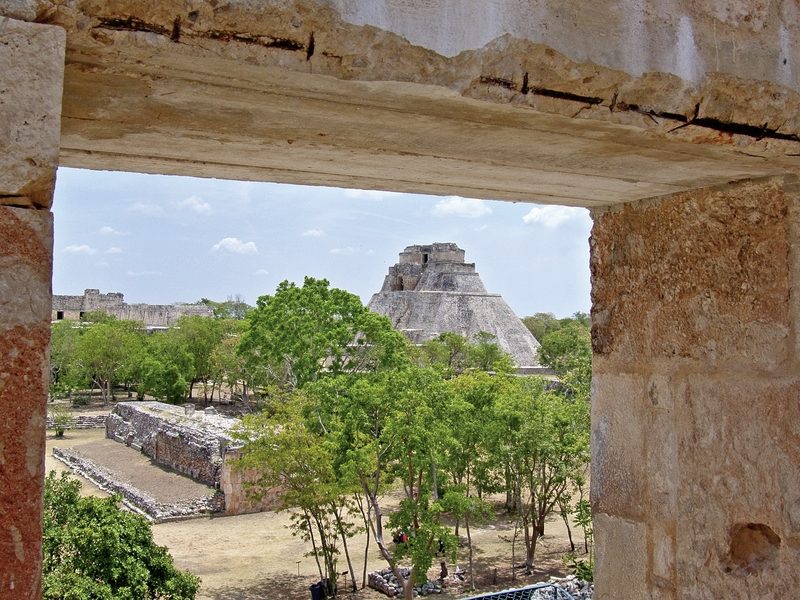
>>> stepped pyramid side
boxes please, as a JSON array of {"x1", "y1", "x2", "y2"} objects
[{"x1": 368, "y1": 243, "x2": 544, "y2": 371}]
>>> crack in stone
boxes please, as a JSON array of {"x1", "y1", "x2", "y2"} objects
[{"x1": 94, "y1": 17, "x2": 306, "y2": 53}]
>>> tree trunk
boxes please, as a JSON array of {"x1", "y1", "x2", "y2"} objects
[
  {"x1": 560, "y1": 505, "x2": 575, "y2": 553},
  {"x1": 355, "y1": 494, "x2": 371, "y2": 589},
  {"x1": 511, "y1": 520, "x2": 518, "y2": 581},
  {"x1": 526, "y1": 532, "x2": 538, "y2": 575},
  {"x1": 466, "y1": 514, "x2": 475, "y2": 591},
  {"x1": 305, "y1": 512, "x2": 325, "y2": 582},
  {"x1": 334, "y1": 507, "x2": 357, "y2": 592},
  {"x1": 402, "y1": 567, "x2": 415, "y2": 600}
]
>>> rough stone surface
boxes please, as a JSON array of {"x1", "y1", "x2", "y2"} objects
[
  {"x1": 593, "y1": 514, "x2": 648, "y2": 599},
  {"x1": 45, "y1": 413, "x2": 107, "y2": 430},
  {"x1": 368, "y1": 243, "x2": 544, "y2": 370},
  {"x1": 27, "y1": 1, "x2": 796, "y2": 207},
  {"x1": 107, "y1": 402, "x2": 278, "y2": 515},
  {"x1": 0, "y1": 205, "x2": 52, "y2": 600},
  {"x1": 590, "y1": 176, "x2": 800, "y2": 599},
  {"x1": 591, "y1": 178, "x2": 791, "y2": 371},
  {"x1": 0, "y1": 18, "x2": 65, "y2": 208}
]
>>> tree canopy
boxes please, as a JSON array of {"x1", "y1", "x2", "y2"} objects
[
  {"x1": 43, "y1": 471, "x2": 199, "y2": 600},
  {"x1": 238, "y1": 277, "x2": 408, "y2": 390}
]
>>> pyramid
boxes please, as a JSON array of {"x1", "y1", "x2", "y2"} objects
[{"x1": 368, "y1": 243, "x2": 545, "y2": 372}]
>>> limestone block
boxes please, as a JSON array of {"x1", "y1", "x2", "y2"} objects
[
  {"x1": 0, "y1": 205, "x2": 52, "y2": 599},
  {"x1": 0, "y1": 1, "x2": 39, "y2": 21},
  {"x1": 591, "y1": 178, "x2": 791, "y2": 370},
  {"x1": 649, "y1": 524, "x2": 675, "y2": 585},
  {"x1": 0, "y1": 18, "x2": 65, "y2": 208},
  {"x1": 0, "y1": 205, "x2": 53, "y2": 328},
  {"x1": 593, "y1": 513, "x2": 648, "y2": 600},
  {"x1": 590, "y1": 373, "x2": 647, "y2": 520},
  {"x1": 674, "y1": 375, "x2": 800, "y2": 598}
]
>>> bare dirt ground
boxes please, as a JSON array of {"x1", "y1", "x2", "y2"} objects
[{"x1": 47, "y1": 424, "x2": 587, "y2": 600}]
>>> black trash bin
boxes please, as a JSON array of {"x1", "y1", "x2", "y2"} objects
[{"x1": 309, "y1": 582, "x2": 324, "y2": 600}]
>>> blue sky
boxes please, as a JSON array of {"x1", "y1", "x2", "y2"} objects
[{"x1": 52, "y1": 167, "x2": 592, "y2": 318}]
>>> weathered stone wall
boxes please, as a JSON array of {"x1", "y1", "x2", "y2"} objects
[
  {"x1": 52, "y1": 289, "x2": 212, "y2": 326},
  {"x1": 370, "y1": 244, "x2": 543, "y2": 369},
  {"x1": 52, "y1": 447, "x2": 225, "y2": 522},
  {"x1": 106, "y1": 401, "x2": 279, "y2": 515},
  {"x1": 107, "y1": 402, "x2": 230, "y2": 486},
  {"x1": 0, "y1": 16, "x2": 64, "y2": 600},
  {"x1": 590, "y1": 176, "x2": 800, "y2": 599},
  {"x1": 219, "y1": 449, "x2": 282, "y2": 516}
]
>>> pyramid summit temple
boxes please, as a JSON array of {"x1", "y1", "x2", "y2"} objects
[{"x1": 368, "y1": 243, "x2": 546, "y2": 372}]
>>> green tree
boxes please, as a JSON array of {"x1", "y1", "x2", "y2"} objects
[
  {"x1": 490, "y1": 379, "x2": 590, "y2": 574},
  {"x1": 198, "y1": 294, "x2": 252, "y2": 320},
  {"x1": 69, "y1": 319, "x2": 145, "y2": 404},
  {"x1": 239, "y1": 277, "x2": 408, "y2": 390},
  {"x1": 521, "y1": 312, "x2": 560, "y2": 342},
  {"x1": 43, "y1": 471, "x2": 199, "y2": 599},
  {"x1": 167, "y1": 315, "x2": 224, "y2": 402},
  {"x1": 313, "y1": 367, "x2": 457, "y2": 600},
  {"x1": 49, "y1": 321, "x2": 86, "y2": 399},
  {"x1": 467, "y1": 331, "x2": 515, "y2": 373},
  {"x1": 237, "y1": 395, "x2": 359, "y2": 597},
  {"x1": 419, "y1": 331, "x2": 515, "y2": 376}
]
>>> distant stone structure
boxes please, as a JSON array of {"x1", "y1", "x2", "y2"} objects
[
  {"x1": 368, "y1": 243, "x2": 545, "y2": 372},
  {"x1": 107, "y1": 401, "x2": 277, "y2": 516},
  {"x1": 52, "y1": 289, "x2": 212, "y2": 328}
]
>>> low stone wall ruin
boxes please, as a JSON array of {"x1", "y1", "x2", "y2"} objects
[
  {"x1": 52, "y1": 446, "x2": 224, "y2": 522},
  {"x1": 46, "y1": 414, "x2": 107, "y2": 430},
  {"x1": 107, "y1": 401, "x2": 279, "y2": 515},
  {"x1": 107, "y1": 402, "x2": 227, "y2": 486}
]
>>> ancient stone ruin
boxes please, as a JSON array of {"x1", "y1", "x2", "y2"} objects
[
  {"x1": 52, "y1": 288, "x2": 212, "y2": 328},
  {"x1": 106, "y1": 401, "x2": 277, "y2": 516},
  {"x1": 5, "y1": 1, "x2": 800, "y2": 598},
  {"x1": 368, "y1": 243, "x2": 545, "y2": 372}
]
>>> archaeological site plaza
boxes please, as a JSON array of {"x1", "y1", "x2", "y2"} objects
[{"x1": 2, "y1": 1, "x2": 800, "y2": 598}]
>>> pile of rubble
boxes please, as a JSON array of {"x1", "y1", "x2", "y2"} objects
[
  {"x1": 52, "y1": 447, "x2": 224, "y2": 522},
  {"x1": 368, "y1": 568, "x2": 443, "y2": 597},
  {"x1": 530, "y1": 576, "x2": 593, "y2": 600}
]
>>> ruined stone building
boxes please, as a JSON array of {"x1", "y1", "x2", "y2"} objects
[
  {"x1": 107, "y1": 401, "x2": 275, "y2": 515},
  {"x1": 51, "y1": 288, "x2": 212, "y2": 328},
  {"x1": 4, "y1": 1, "x2": 800, "y2": 598},
  {"x1": 369, "y1": 243, "x2": 545, "y2": 372}
]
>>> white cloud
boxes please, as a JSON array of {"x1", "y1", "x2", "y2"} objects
[
  {"x1": 330, "y1": 246, "x2": 356, "y2": 256},
  {"x1": 431, "y1": 196, "x2": 492, "y2": 219},
  {"x1": 302, "y1": 228, "x2": 324, "y2": 237},
  {"x1": 254, "y1": 268, "x2": 270, "y2": 276},
  {"x1": 522, "y1": 205, "x2": 586, "y2": 228},
  {"x1": 176, "y1": 195, "x2": 212, "y2": 215},
  {"x1": 106, "y1": 247, "x2": 123, "y2": 254},
  {"x1": 99, "y1": 226, "x2": 128, "y2": 236},
  {"x1": 64, "y1": 244, "x2": 97, "y2": 255},
  {"x1": 129, "y1": 202, "x2": 164, "y2": 216},
  {"x1": 127, "y1": 270, "x2": 162, "y2": 277},
  {"x1": 212, "y1": 237, "x2": 259, "y2": 255},
  {"x1": 344, "y1": 189, "x2": 403, "y2": 201}
]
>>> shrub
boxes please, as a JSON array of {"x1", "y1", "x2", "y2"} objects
[{"x1": 43, "y1": 472, "x2": 200, "y2": 599}]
